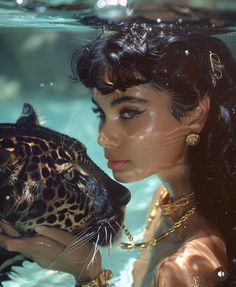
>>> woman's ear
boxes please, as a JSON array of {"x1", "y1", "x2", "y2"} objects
[{"x1": 182, "y1": 96, "x2": 210, "y2": 133}]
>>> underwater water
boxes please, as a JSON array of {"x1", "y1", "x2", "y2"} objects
[{"x1": 0, "y1": 0, "x2": 236, "y2": 286}]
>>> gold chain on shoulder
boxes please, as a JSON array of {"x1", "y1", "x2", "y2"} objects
[
  {"x1": 145, "y1": 189, "x2": 195, "y2": 231},
  {"x1": 161, "y1": 192, "x2": 195, "y2": 215},
  {"x1": 120, "y1": 207, "x2": 196, "y2": 250}
]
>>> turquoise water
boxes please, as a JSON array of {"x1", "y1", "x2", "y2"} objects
[{"x1": 0, "y1": 0, "x2": 236, "y2": 286}]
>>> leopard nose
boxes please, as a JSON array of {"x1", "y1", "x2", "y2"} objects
[
  {"x1": 117, "y1": 190, "x2": 131, "y2": 207},
  {"x1": 110, "y1": 186, "x2": 131, "y2": 209}
]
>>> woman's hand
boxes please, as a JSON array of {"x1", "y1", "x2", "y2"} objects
[{"x1": 0, "y1": 222, "x2": 102, "y2": 282}]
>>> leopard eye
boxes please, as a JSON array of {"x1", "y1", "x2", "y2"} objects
[{"x1": 63, "y1": 167, "x2": 76, "y2": 182}]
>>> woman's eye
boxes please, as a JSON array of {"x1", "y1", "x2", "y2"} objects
[
  {"x1": 120, "y1": 109, "x2": 145, "y2": 120},
  {"x1": 92, "y1": 107, "x2": 105, "y2": 120}
]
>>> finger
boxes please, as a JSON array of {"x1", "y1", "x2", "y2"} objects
[
  {"x1": 35, "y1": 226, "x2": 74, "y2": 245},
  {"x1": 0, "y1": 234, "x2": 59, "y2": 254},
  {"x1": 0, "y1": 233, "x2": 8, "y2": 245},
  {"x1": 0, "y1": 221, "x2": 20, "y2": 237},
  {"x1": 0, "y1": 233, "x2": 26, "y2": 252}
]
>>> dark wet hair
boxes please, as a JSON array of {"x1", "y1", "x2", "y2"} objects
[{"x1": 74, "y1": 23, "x2": 236, "y2": 286}]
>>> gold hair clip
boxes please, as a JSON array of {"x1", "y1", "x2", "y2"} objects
[{"x1": 209, "y1": 50, "x2": 223, "y2": 80}]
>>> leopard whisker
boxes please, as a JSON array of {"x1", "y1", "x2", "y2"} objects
[
  {"x1": 67, "y1": 227, "x2": 94, "y2": 246},
  {"x1": 109, "y1": 232, "x2": 113, "y2": 249},
  {"x1": 102, "y1": 227, "x2": 112, "y2": 265},
  {"x1": 49, "y1": 232, "x2": 97, "y2": 267},
  {"x1": 49, "y1": 234, "x2": 97, "y2": 271},
  {"x1": 107, "y1": 221, "x2": 116, "y2": 235},
  {"x1": 104, "y1": 224, "x2": 108, "y2": 245},
  {"x1": 87, "y1": 231, "x2": 100, "y2": 269},
  {"x1": 106, "y1": 236, "x2": 113, "y2": 267},
  {"x1": 51, "y1": 227, "x2": 95, "y2": 260},
  {"x1": 65, "y1": 232, "x2": 96, "y2": 254},
  {"x1": 64, "y1": 109, "x2": 79, "y2": 136},
  {"x1": 59, "y1": 132, "x2": 66, "y2": 149},
  {"x1": 114, "y1": 220, "x2": 123, "y2": 233}
]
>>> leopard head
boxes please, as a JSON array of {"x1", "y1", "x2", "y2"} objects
[{"x1": 0, "y1": 103, "x2": 130, "y2": 246}]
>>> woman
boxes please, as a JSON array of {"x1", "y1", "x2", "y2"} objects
[{"x1": 0, "y1": 23, "x2": 236, "y2": 287}]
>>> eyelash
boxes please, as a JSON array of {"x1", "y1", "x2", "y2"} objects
[
  {"x1": 92, "y1": 107, "x2": 105, "y2": 120},
  {"x1": 92, "y1": 107, "x2": 145, "y2": 120},
  {"x1": 120, "y1": 109, "x2": 145, "y2": 120}
]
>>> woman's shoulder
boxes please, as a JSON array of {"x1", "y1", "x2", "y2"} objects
[{"x1": 156, "y1": 227, "x2": 228, "y2": 287}]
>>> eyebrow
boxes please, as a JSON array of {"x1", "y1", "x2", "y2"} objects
[{"x1": 91, "y1": 96, "x2": 148, "y2": 107}]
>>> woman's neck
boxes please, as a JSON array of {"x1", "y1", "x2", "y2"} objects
[{"x1": 157, "y1": 163, "x2": 193, "y2": 200}]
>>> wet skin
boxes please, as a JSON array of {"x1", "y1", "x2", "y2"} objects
[
  {"x1": 0, "y1": 85, "x2": 228, "y2": 287},
  {"x1": 93, "y1": 85, "x2": 228, "y2": 287},
  {"x1": 92, "y1": 84, "x2": 208, "y2": 187}
]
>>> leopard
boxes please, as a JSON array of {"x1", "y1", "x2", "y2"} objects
[{"x1": 0, "y1": 103, "x2": 131, "y2": 274}]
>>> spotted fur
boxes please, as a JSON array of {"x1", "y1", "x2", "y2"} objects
[{"x1": 0, "y1": 103, "x2": 130, "y2": 246}]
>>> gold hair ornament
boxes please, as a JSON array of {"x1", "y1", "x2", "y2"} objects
[
  {"x1": 186, "y1": 133, "x2": 200, "y2": 146},
  {"x1": 209, "y1": 50, "x2": 223, "y2": 80}
]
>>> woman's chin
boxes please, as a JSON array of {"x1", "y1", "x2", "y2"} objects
[{"x1": 112, "y1": 169, "x2": 150, "y2": 183}]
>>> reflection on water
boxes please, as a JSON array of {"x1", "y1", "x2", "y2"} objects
[
  {"x1": 0, "y1": 0, "x2": 236, "y2": 27},
  {"x1": 0, "y1": 0, "x2": 236, "y2": 286}
]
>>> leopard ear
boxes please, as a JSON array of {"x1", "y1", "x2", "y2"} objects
[
  {"x1": 16, "y1": 103, "x2": 39, "y2": 126},
  {"x1": 0, "y1": 148, "x2": 14, "y2": 168}
]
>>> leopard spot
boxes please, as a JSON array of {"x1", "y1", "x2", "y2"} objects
[
  {"x1": 43, "y1": 188, "x2": 55, "y2": 201},
  {"x1": 47, "y1": 214, "x2": 57, "y2": 224}
]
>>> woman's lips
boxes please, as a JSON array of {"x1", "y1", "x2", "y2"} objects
[{"x1": 107, "y1": 160, "x2": 129, "y2": 170}]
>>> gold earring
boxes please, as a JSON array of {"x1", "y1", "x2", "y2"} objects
[{"x1": 186, "y1": 133, "x2": 200, "y2": 146}]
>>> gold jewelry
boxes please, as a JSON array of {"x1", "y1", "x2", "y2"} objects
[
  {"x1": 186, "y1": 133, "x2": 200, "y2": 146},
  {"x1": 161, "y1": 192, "x2": 195, "y2": 215},
  {"x1": 145, "y1": 186, "x2": 169, "y2": 231},
  {"x1": 75, "y1": 269, "x2": 113, "y2": 287},
  {"x1": 120, "y1": 207, "x2": 196, "y2": 250},
  {"x1": 145, "y1": 188, "x2": 195, "y2": 230},
  {"x1": 209, "y1": 50, "x2": 223, "y2": 80}
]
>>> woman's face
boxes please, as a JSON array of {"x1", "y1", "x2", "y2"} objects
[{"x1": 92, "y1": 85, "x2": 191, "y2": 183}]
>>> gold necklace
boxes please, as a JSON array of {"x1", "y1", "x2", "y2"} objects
[
  {"x1": 120, "y1": 189, "x2": 196, "y2": 250},
  {"x1": 144, "y1": 186, "x2": 169, "y2": 231},
  {"x1": 120, "y1": 207, "x2": 196, "y2": 250}
]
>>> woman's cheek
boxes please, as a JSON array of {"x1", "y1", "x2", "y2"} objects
[{"x1": 133, "y1": 130, "x2": 187, "y2": 172}]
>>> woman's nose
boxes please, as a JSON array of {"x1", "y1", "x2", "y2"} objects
[{"x1": 98, "y1": 123, "x2": 120, "y2": 148}]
